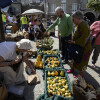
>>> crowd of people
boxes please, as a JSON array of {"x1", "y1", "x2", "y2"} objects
[
  {"x1": 0, "y1": 6, "x2": 100, "y2": 99},
  {"x1": 45, "y1": 7, "x2": 100, "y2": 78}
]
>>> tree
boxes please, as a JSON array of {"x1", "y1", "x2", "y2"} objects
[{"x1": 87, "y1": 0, "x2": 100, "y2": 12}]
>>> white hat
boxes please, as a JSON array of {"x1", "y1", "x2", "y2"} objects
[{"x1": 16, "y1": 39, "x2": 32, "y2": 50}]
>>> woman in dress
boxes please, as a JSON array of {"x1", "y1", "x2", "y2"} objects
[{"x1": 67, "y1": 11, "x2": 92, "y2": 78}]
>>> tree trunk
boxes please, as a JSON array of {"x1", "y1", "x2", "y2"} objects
[{"x1": 0, "y1": 8, "x2": 5, "y2": 41}]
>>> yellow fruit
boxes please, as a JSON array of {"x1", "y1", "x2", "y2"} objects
[
  {"x1": 39, "y1": 61, "x2": 43, "y2": 68},
  {"x1": 57, "y1": 92, "x2": 60, "y2": 95},
  {"x1": 53, "y1": 84, "x2": 56, "y2": 88},
  {"x1": 61, "y1": 88, "x2": 66, "y2": 93},
  {"x1": 35, "y1": 62, "x2": 39, "y2": 68},
  {"x1": 60, "y1": 71, "x2": 65, "y2": 76},
  {"x1": 36, "y1": 55, "x2": 42, "y2": 61},
  {"x1": 58, "y1": 83, "x2": 62, "y2": 86},
  {"x1": 51, "y1": 71, "x2": 55, "y2": 76},
  {"x1": 65, "y1": 93, "x2": 69, "y2": 96},
  {"x1": 64, "y1": 85, "x2": 68, "y2": 89},
  {"x1": 51, "y1": 64, "x2": 55, "y2": 68},
  {"x1": 48, "y1": 71, "x2": 51, "y2": 76},
  {"x1": 55, "y1": 71, "x2": 58, "y2": 76}
]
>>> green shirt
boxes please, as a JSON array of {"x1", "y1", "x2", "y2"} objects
[
  {"x1": 47, "y1": 14, "x2": 73, "y2": 37},
  {"x1": 2, "y1": 14, "x2": 6, "y2": 23},
  {"x1": 20, "y1": 17, "x2": 27, "y2": 25}
]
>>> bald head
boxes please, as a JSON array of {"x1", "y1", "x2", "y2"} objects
[{"x1": 55, "y1": 7, "x2": 64, "y2": 18}]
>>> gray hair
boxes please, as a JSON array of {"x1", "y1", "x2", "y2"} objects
[
  {"x1": 55, "y1": 6, "x2": 64, "y2": 13},
  {"x1": 72, "y1": 11, "x2": 84, "y2": 20}
]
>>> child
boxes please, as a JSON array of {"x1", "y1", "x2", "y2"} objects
[
  {"x1": 34, "y1": 20, "x2": 41, "y2": 41},
  {"x1": 28, "y1": 24, "x2": 35, "y2": 40}
]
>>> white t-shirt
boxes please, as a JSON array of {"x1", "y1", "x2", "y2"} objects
[
  {"x1": 0, "y1": 42, "x2": 17, "y2": 61},
  {"x1": 34, "y1": 25, "x2": 40, "y2": 33},
  {"x1": 8, "y1": 16, "x2": 13, "y2": 23}
]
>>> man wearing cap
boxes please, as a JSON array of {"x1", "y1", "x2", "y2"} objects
[{"x1": 46, "y1": 7, "x2": 73, "y2": 63}]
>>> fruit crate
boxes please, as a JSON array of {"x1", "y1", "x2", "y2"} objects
[
  {"x1": 44, "y1": 69, "x2": 74, "y2": 100},
  {"x1": 37, "y1": 49, "x2": 60, "y2": 57},
  {"x1": 43, "y1": 55, "x2": 63, "y2": 70}
]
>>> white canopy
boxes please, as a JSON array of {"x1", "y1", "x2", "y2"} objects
[{"x1": 22, "y1": 9, "x2": 44, "y2": 15}]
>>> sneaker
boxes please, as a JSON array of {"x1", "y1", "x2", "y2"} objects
[
  {"x1": 67, "y1": 69, "x2": 74, "y2": 73},
  {"x1": 73, "y1": 75, "x2": 77, "y2": 78}
]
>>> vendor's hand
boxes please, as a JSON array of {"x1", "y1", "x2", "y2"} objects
[
  {"x1": 44, "y1": 32, "x2": 48, "y2": 35},
  {"x1": 11, "y1": 56, "x2": 22, "y2": 65},
  {"x1": 68, "y1": 40, "x2": 75, "y2": 44},
  {"x1": 23, "y1": 54, "x2": 28, "y2": 61}
]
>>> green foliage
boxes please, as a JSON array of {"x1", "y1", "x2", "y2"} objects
[{"x1": 87, "y1": 0, "x2": 100, "y2": 12}]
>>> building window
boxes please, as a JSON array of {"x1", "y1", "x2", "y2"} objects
[
  {"x1": 61, "y1": 0, "x2": 66, "y2": 3},
  {"x1": 61, "y1": 4, "x2": 66, "y2": 12},
  {"x1": 72, "y1": 3, "x2": 78, "y2": 14},
  {"x1": 51, "y1": 4, "x2": 56, "y2": 13},
  {"x1": 29, "y1": 0, "x2": 33, "y2": 4},
  {"x1": 36, "y1": 0, "x2": 40, "y2": 3},
  {"x1": 21, "y1": 1, "x2": 25, "y2": 5}
]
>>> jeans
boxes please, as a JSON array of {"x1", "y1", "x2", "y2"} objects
[
  {"x1": 61, "y1": 34, "x2": 72, "y2": 60},
  {"x1": 22, "y1": 24, "x2": 27, "y2": 30}
]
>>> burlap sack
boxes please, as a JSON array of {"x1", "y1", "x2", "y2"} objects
[{"x1": 0, "y1": 84, "x2": 8, "y2": 100}]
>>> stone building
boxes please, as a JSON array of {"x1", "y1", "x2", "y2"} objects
[
  {"x1": 8, "y1": 0, "x2": 44, "y2": 15},
  {"x1": 8, "y1": 0, "x2": 21, "y2": 15},
  {"x1": 46, "y1": 0, "x2": 100, "y2": 22},
  {"x1": 20, "y1": 0, "x2": 44, "y2": 13},
  {"x1": 9, "y1": 0, "x2": 100, "y2": 22}
]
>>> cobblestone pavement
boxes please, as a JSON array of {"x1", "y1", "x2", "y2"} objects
[{"x1": 24, "y1": 32, "x2": 100, "y2": 100}]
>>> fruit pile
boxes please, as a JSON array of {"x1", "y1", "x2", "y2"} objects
[
  {"x1": 47, "y1": 76, "x2": 71, "y2": 97},
  {"x1": 39, "y1": 50, "x2": 59, "y2": 55},
  {"x1": 36, "y1": 38, "x2": 54, "y2": 49},
  {"x1": 35, "y1": 55, "x2": 43, "y2": 69},
  {"x1": 47, "y1": 70, "x2": 64, "y2": 77},
  {"x1": 45, "y1": 57, "x2": 60, "y2": 68}
]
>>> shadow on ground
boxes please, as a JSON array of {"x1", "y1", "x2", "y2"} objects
[
  {"x1": 24, "y1": 84, "x2": 35, "y2": 100},
  {"x1": 84, "y1": 65, "x2": 100, "y2": 89}
]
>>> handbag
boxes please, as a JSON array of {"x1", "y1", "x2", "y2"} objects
[
  {"x1": 67, "y1": 25, "x2": 91, "y2": 63},
  {"x1": 0, "y1": 82, "x2": 8, "y2": 100},
  {"x1": 67, "y1": 44, "x2": 84, "y2": 63},
  {"x1": 91, "y1": 32, "x2": 100, "y2": 45}
]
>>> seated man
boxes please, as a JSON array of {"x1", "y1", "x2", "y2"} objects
[{"x1": 0, "y1": 39, "x2": 36, "y2": 85}]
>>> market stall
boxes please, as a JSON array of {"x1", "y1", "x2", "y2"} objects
[{"x1": 34, "y1": 37, "x2": 74, "y2": 100}]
